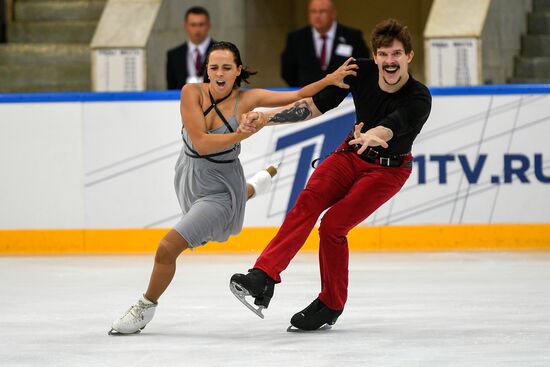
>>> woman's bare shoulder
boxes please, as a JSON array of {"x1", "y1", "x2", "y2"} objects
[
  {"x1": 181, "y1": 83, "x2": 205, "y2": 96},
  {"x1": 180, "y1": 83, "x2": 206, "y2": 108}
]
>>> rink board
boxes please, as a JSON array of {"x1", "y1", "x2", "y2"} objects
[
  {"x1": 0, "y1": 225, "x2": 549, "y2": 254},
  {"x1": 0, "y1": 85, "x2": 549, "y2": 253}
]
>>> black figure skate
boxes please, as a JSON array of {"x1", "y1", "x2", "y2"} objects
[
  {"x1": 287, "y1": 298, "x2": 342, "y2": 332},
  {"x1": 230, "y1": 268, "x2": 275, "y2": 319}
]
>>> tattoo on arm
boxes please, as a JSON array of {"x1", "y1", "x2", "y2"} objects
[{"x1": 268, "y1": 101, "x2": 312, "y2": 124}]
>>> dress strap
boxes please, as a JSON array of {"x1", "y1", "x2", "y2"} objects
[
  {"x1": 180, "y1": 87, "x2": 238, "y2": 164},
  {"x1": 182, "y1": 135, "x2": 236, "y2": 163},
  {"x1": 202, "y1": 90, "x2": 234, "y2": 133}
]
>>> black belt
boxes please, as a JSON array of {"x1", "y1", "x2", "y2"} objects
[
  {"x1": 358, "y1": 146, "x2": 409, "y2": 167},
  {"x1": 311, "y1": 144, "x2": 409, "y2": 168}
]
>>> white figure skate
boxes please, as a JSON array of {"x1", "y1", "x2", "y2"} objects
[
  {"x1": 109, "y1": 295, "x2": 157, "y2": 335},
  {"x1": 247, "y1": 163, "x2": 279, "y2": 199}
]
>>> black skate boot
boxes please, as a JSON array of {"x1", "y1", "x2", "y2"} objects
[
  {"x1": 288, "y1": 298, "x2": 343, "y2": 332},
  {"x1": 230, "y1": 268, "x2": 275, "y2": 319}
]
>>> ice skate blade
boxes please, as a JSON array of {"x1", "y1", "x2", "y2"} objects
[
  {"x1": 107, "y1": 326, "x2": 145, "y2": 336},
  {"x1": 286, "y1": 324, "x2": 332, "y2": 333},
  {"x1": 229, "y1": 280, "x2": 266, "y2": 319}
]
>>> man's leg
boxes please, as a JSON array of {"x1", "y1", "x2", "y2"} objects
[
  {"x1": 289, "y1": 160, "x2": 412, "y2": 330},
  {"x1": 318, "y1": 161, "x2": 412, "y2": 311},
  {"x1": 230, "y1": 153, "x2": 357, "y2": 316},
  {"x1": 254, "y1": 152, "x2": 358, "y2": 282}
]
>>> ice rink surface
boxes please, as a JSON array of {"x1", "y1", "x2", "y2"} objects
[{"x1": 1, "y1": 252, "x2": 549, "y2": 367}]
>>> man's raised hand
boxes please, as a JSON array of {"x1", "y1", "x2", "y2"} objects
[{"x1": 348, "y1": 122, "x2": 389, "y2": 154}]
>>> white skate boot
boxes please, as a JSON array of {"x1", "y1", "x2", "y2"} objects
[
  {"x1": 109, "y1": 295, "x2": 157, "y2": 335},
  {"x1": 247, "y1": 164, "x2": 279, "y2": 199}
]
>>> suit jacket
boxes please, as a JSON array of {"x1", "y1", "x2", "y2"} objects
[
  {"x1": 281, "y1": 23, "x2": 370, "y2": 87},
  {"x1": 166, "y1": 40, "x2": 215, "y2": 90}
]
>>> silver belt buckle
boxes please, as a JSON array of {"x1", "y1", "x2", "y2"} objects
[{"x1": 379, "y1": 157, "x2": 391, "y2": 166}]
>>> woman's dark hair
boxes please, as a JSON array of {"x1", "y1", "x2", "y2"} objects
[
  {"x1": 371, "y1": 18, "x2": 413, "y2": 54},
  {"x1": 203, "y1": 41, "x2": 257, "y2": 88}
]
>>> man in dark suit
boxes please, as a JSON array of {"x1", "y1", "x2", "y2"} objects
[
  {"x1": 166, "y1": 6, "x2": 215, "y2": 90},
  {"x1": 281, "y1": 0, "x2": 370, "y2": 87}
]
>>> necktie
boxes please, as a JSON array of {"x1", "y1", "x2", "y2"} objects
[
  {"x1": 319, "y1": 34, "x2": 328, "y2": 70},
  {"x1": 194, "y1": 48, "x2": 202, "y2": 75}
]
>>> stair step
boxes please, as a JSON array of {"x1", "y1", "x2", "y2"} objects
[
  {"x1": 508, "y1": 76, "x2": 550, "y2": 84},
  {"x1": 0, "y1": 83, "x2": 90, "y2": 93},
  {"x1": 0, "y1": 63, "x2": 90, "y2": 92},
  {"x1": 521, "y1": 35, "x2": 550, "y2": 57},
  {"x1": 515, "y1": 57, "x2": 550, "y2": 78},
  {"x1": 16, "y1": 0, "x2": 98, "y2": 2},
  {"x1": 7, "y1": 21, "x2": 97, "y2": 43},
  {"x1": 15, "y1": 1, "x2": 106, "y2": 22},
  {"x1": 0, "y1": 43, "x2": 90, "y2": 64},
  {"x1": 528, "y1": 13, "x2": 550, "y2": 34},
  {"x1": 534, "y1": 0, "x2": 550, "y2": 12}
]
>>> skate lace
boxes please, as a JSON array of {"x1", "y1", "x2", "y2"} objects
[{"x1": 123, "y1": 300, "x2": 153, "y2": 321}]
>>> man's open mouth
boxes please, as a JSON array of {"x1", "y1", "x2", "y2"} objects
[{"x1": 383, "y1": 65, "x2": 399, "y2": 74}]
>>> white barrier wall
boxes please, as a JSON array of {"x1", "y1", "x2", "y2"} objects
[
  {"x1": 0, "y1": 88, "x2": 549, "y2": 231},
  {"x1": 0, "y1": 103, "x2": 85, "y2": 229}
]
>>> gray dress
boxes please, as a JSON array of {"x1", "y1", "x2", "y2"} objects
[{"x1": 173, "y1": 91, "x2": 247, "y2": 248}]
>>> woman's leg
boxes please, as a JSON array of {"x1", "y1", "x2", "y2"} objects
[
  {"x1": 110, "y1": 230, "x2": 187, "y2": 334},
  {"x1": 246, "y1": 183, "x2": 254, "y2": 199},
  {"x1": 144, "y1": 229, "x2": 189, "y2": 303},
  {"x1": 246, "y1": 165, "x2": 278, "y2": 199}
]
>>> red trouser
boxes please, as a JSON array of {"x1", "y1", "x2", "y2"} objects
[{"x1": 254, "y1": 147, "x2": 412, "y2": 311}]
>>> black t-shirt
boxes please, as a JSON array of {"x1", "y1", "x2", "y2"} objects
[{"x1": 312, "y1": 58, "x2": 432, "y2": 155}]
